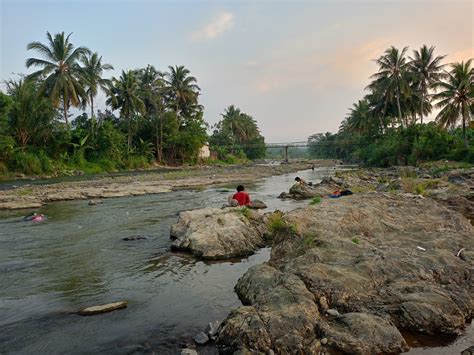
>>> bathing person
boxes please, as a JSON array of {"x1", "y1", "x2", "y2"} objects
[{"x1": 231, "y1": 185, "x2": 251, "y2": 206}]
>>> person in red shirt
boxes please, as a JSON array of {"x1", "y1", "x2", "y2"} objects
[{"x1": 231, "y1": 185, "x2": 251, "y2": 206}]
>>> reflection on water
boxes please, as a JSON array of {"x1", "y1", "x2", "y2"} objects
[{"x1": 1, "y1": 167, "x2": 469, "y2": 354}]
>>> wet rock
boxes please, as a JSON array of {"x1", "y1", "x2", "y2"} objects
[
  {"x1": 88, "y1": 199, "x2": 103, "y2": 205},
  {"x1": 206, "y1": 320, "x2": 221, "y2": 337},
  {"x1": 461, "y1": 345, "x2": 474, "y2": 355},
  {"x1": 194, "y1": 332, "x2": 209, "y2": 345},
  {"x1": 170, "y1": 207, "x2": 267, "y2": 259},
  {"x1": 219, "y1": 193, "x2": 473, "y2": 353},
  {"x1": 249, "y1": 199, "x2": 267, "y2": 209},
  {"x1": 78, "y1": 301, "x2": 128, "y2": 315},
  {"x1": 122, "y1": 235, "x2": 148, "y2": 241}
]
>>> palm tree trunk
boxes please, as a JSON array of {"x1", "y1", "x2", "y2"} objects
[
  {"x1": 90, "y1": 93, "x2": 94, "y2": 119},
  {"x1": 420, "y1": 90, "x2": 424, "y2": 125},
  {"x1": 396, "y1": 87, "x2": 403, "y2": 128},
  {"x1": 63, "y1": 95, "x2": 69, "y2": 126},
  {"x1": 462, "y1": 102, "x2": 468, "y2": 147},
  {"x1": 127, "y1": 117, "x2": 131, "y2": 155}
]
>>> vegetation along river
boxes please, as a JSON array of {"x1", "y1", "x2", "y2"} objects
[{"x1": 0, "y1": 168, "x2": 472, "y2": 354}]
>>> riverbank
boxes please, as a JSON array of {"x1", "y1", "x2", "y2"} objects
[{"x1": 0, "y1": 160, "x2": 337, "y2": 210}]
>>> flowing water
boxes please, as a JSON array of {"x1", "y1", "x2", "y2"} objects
[{"x1": 0, "y1": 168, "x2": 472, "y2": 354}]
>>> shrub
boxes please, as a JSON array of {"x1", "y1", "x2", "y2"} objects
[
  {"x1": 11, "y1": 151, "x2": 42, "y2": 175},
  {"x1": 309, "y1": 196, "x2": 322, "y2": 205}
]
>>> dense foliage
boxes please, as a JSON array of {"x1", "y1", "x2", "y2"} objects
[
  {"x1": 0, "y1": 32, "x2": 265, "y2": 175},
  {"x1": 209, "y1": 105, "x2": 266, "y2": 161},
  {"x1": 308, "y1": 45, "x2": 473, "y2": 166}
]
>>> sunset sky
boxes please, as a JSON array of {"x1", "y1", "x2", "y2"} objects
[{"x1": 1, "y1": 0, "x2": 473, "y2": 142}]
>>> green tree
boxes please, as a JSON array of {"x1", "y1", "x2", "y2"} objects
[
  {"x1": 369, "y1": 46, "x2": 411, "y2": 127},
  {"x1": 6, "y1": 78, "x2": 56, "y2": 149},
  {"x1": 434, "y1": 59, "x2": 474, "y2": 143},
  {"x1": 106, "y1": 70, "x2": 145, "y2": 153},
  {"x1": 26, "y1": 31, "x2": 90, "y2": 125},
  {"x1": 81, "y1": 52, "x2": 114, "y2": 118},
  {"x1": 164, "y1": 65, "x2": 200, "y2": 121},
  {"x1": 409, "y1": 45, "x2": 446, "y2": 124}
]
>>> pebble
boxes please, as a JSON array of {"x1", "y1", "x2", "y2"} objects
[
  {"x1": 181, "y1": 349, "x2": 198, "y2": 355},
  {"x1": 194, "y1": 332, "x2": 209, "y2": 345},
  {"x1": 326, "y1": 308, "x2": 340, "y2": 316},
  {"x1": 321, "y1": 337, "x2": 328, "y2": 345}
]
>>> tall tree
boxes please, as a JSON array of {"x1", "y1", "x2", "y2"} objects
[
  {"x1": 409, "y1": 45, "x2": 446, "y2": 124},
  {"x1": 368, "y1": 46, "x2": 410, "y2": 127},
  {"x1": 81, "y1": 52, "x2": 114, "y2": 118},
  {"x1": 164, "y1": 65, "x2": 200, "y2": 121},
  {"x1": 25, "y1": 31, "x2": 90, "y2": 125},
  {"x1": 6, "y1": 79, "x2": 56, "y2": 148},
  {"x1": 434, "y1": 59, "x2": 474, "y2": 143},
  {"x1": 106, "y1": 70, "x2": 145, "y2": 153}
]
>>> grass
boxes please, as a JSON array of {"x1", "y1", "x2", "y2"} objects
[
  {"x1": 16, "y1": 188, "x2": 33, "y2": 196},
  {"x1": 267, "y1": 211, "x2": 297, "y2": 235},
  {"x1": 309, "y1": 196, "x2": 322, "y2": 205},
  {"x1": 401, "y1": 177, "x2": 441, "y2": 195},
  {"x1": 352, "y1": 237, "x2": 360, "y2": 245},
  {"x1": 238, "y1": 206, "x2": 251, "y2": 218},
  {"x1": 302, "y1": 233, "x2": 317, "y2": 247}
]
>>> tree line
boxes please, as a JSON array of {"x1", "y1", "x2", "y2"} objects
[
  {"x1": 0, "y1": 31, "x2": 266, "y2": 175},
  {"x1": 309, "y1": 45, "x2": 473, "y2": 166}
]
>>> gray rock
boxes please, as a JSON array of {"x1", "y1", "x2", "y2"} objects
[
  {"x1": 194, "y1": 332, "x2": 209, "y2": 345},
  {"x1": 206, "y1": 320, "x2": 221, "y2": 337},
  {"x1": 326, "y1": 309, "x2": 340, "y2": 317},
  {"x1": 249, "y1": 199, "x2": 267, "y2": 209},
  {"x1": 181, "y1": 348, "x2": 198, "y2": 355},
  {"x1": 461, "y1": 345, "x2": 474, "y2": 355},
  {"x1": 320, "y1": 338, "x2": 328, "y2": 345},
  {"x1": 88, "y1": 199, "x2": 103, "y2": 206},
  {"x1": 122, "y1": 235, "x2": 148, "y2": 241},
  {"x1": 170, "y1": 207, "x2": 267, "y2": 259},
  {"x1": 218, "y1": 193, "x2": 473, "y2": 354}
]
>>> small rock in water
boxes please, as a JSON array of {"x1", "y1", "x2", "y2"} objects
[
  {"x1": 122, "y1": 235, "x2": 148, "y2": 241},
  {"x1": 321, "y1": 338, "x2": 328, "y2": 345},
  {"x1": 206, "y1": 320, "x2": 221, "y2": 337},
  {"x1": 88, "y1": 199, "x2": 103, "y2": 206},
  {"x1": 78, "y1": 301, "x2": 128, "y2": 315},
  {"x1": 326, "y1": 309, "x2": 340, "y2": 317},
  {"x1": 194, "y1": 332, "x2": 209, "y2": 345},
  {"x1": 181, "y1": 349, "x2": 198, "y2": 355},
  {"x1": 249, "y1": 199, "x2": 267, "y2": 209}
]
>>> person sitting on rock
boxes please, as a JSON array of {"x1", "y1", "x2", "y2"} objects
[
  {"x1": 295, "y1": 177, "x2": 313, "y2": 187},
  {"x1": 231, "y1": 185, "x2": 251, "y2": 206}
]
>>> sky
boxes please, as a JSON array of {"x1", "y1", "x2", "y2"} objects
[{"x1": 1, "y1": 0, "x2": 473, "y2": 143}]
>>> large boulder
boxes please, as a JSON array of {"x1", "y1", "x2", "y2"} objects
[
  {"x1": 170, "y1": 207, "x2": 267, "y2": 259},
  {"x1": 218, "y1": 193, "x2": 474, "y2": 354}
]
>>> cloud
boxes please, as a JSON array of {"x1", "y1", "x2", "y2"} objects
[{"x1": 190, "y1": 12, "x2": 234, "y2": 41}]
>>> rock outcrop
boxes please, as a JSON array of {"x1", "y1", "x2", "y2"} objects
[
  {"x1": 218, "y1": 193, "x2": 474, "y2": 354},
  {"x1": 170, "y1": 207, "x2": 268, "y2": 259}
]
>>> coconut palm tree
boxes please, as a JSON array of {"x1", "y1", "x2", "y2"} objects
[
  {"x1": 368, "y1": 46, "x2": 410, "y2": 127},
  {"x1": 26, "y1": 31, "x2": 91, "y2": 125},
  {"x1": 81, "y1": 52, "x2": 114, "y2": 118},
  {"x1": 106, "y1": 70, "x2": 145, "y2": 153},
  {"x1": 434, "y1": 59, "x2": 474, "y2": 143},
  {"x1": 345, "y1": 99, "x2": 374, "y2": 134},
  {"x1": 164, "y1": 65, "x2": 200, "y2": 121},
  {"x1": 409, "y1": 45, "x2": 446, "y2": 124}
]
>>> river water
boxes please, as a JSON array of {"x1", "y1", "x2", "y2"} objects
[{"x1": 0, "y1": 168, "x2": 472, "y2": 354}]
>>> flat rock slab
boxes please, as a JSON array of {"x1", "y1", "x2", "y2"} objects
[
  {"x1": 170, "y1": 207, "x2": 267, "y2": 259},
  {"x1": 218, "y1": 193, "x2": 474, "y2": 354},
  {"x1": 78, "y1": 301, "x2": 128, "y2": 315}
]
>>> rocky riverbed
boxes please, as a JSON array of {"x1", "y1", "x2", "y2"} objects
[
  {"x1": 0, "y1": 161, "x2": 326, "y2": 210},
  {"x1": 167, "y1": 165, "x2": 473, "y2": 353}
]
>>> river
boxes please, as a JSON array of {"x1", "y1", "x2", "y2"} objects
[{"x1": 0, "y1": 168, "x2": 471, "y2": 354}]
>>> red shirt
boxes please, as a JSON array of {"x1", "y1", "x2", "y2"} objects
[{"x1": 232, "y1": 191, "x2": 250, "y2": 206}]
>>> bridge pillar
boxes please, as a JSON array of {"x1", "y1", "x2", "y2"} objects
[{"x1": 284, "y1": 146, "x2": 289, "y2": 162}]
